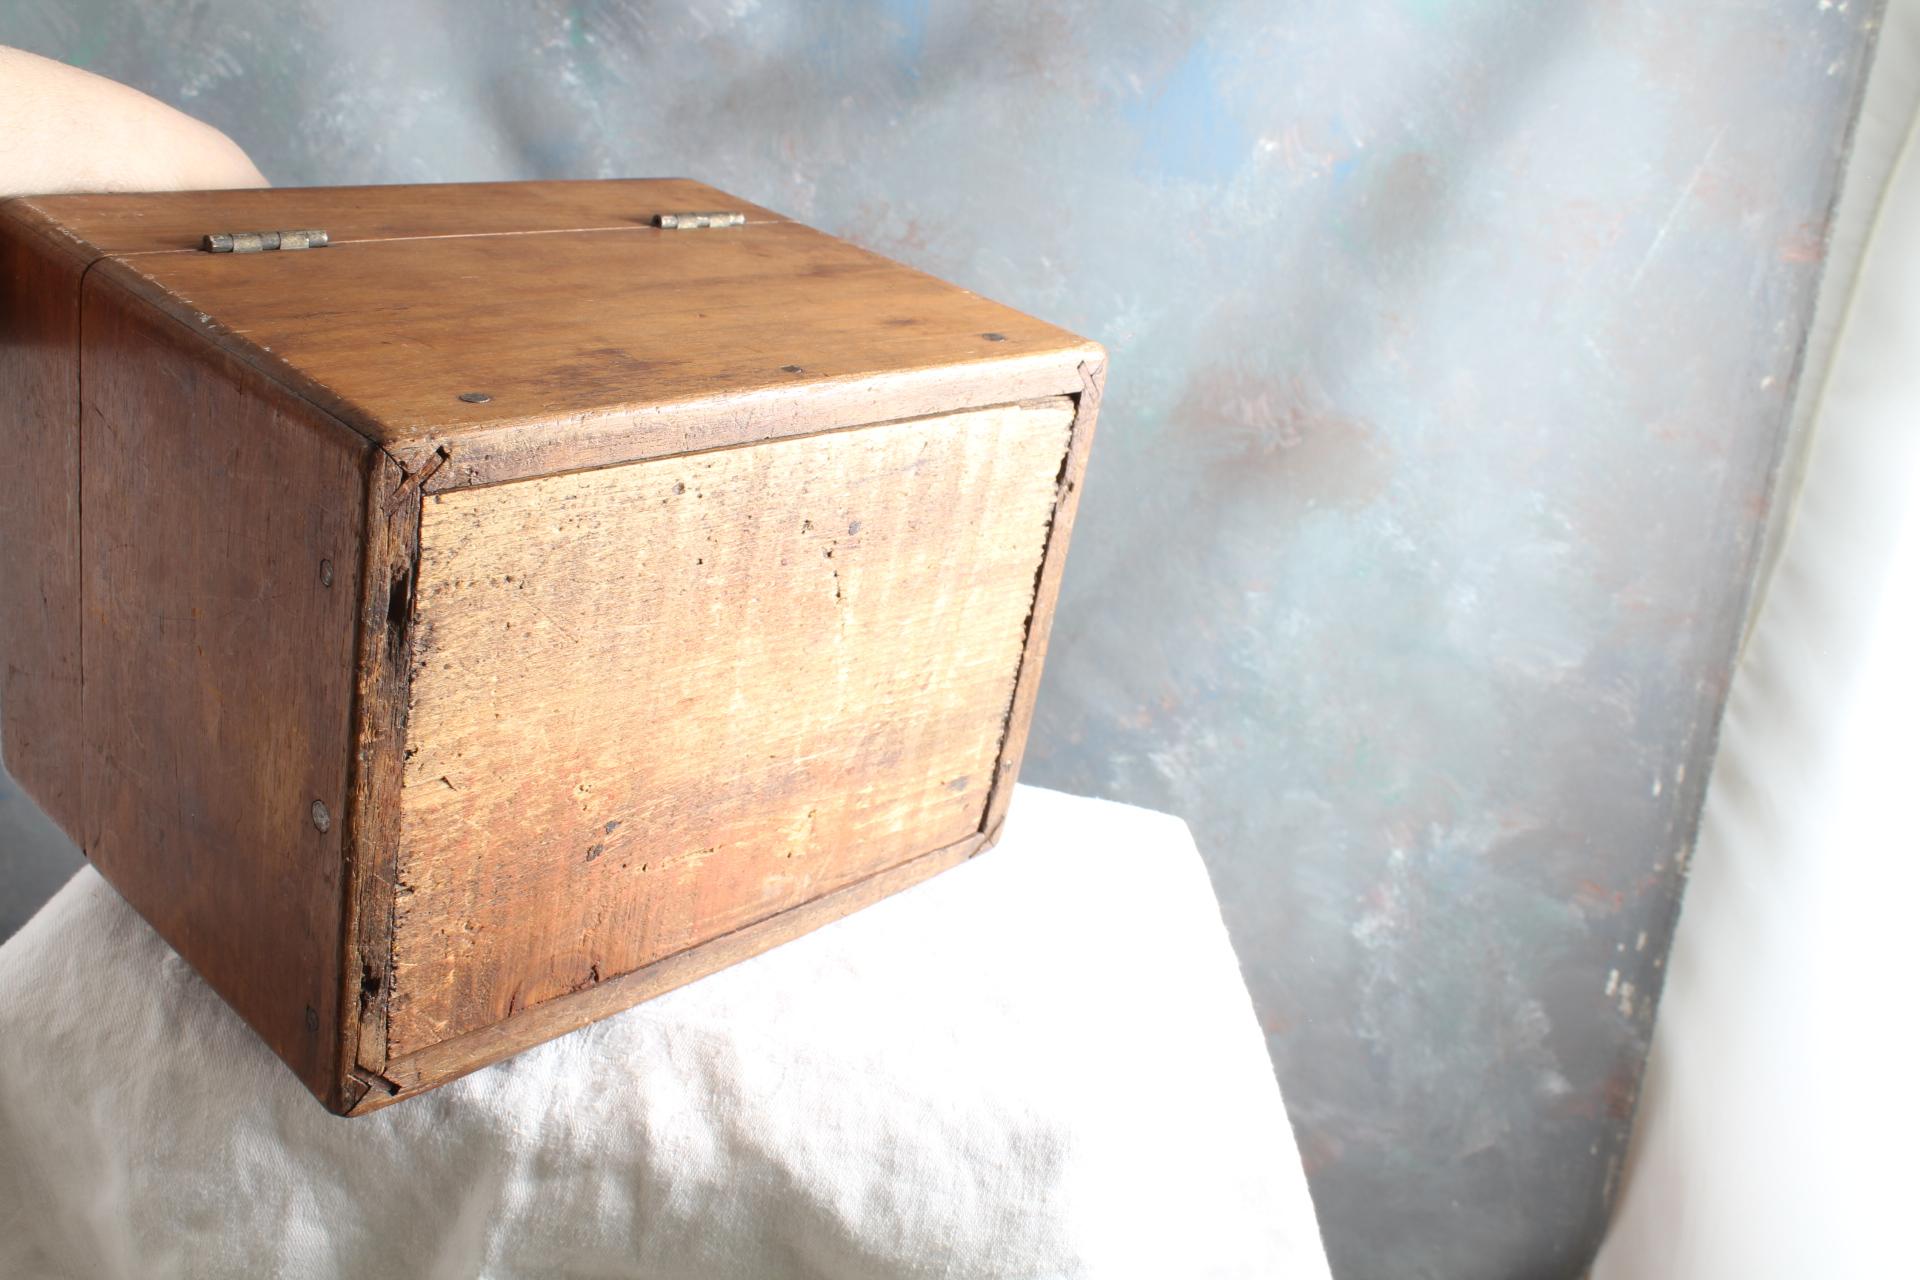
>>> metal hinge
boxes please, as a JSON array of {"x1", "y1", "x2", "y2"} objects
[
  {"x1": 202, "y1": 229, "x2": 330, "y2": 253},
  {"x1": 653, "y1": 211, "x2": 746, "y2": 230}
]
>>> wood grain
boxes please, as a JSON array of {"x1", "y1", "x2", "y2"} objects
[
  {"x1": 79, "y1": 278, "x2": 370, "y2": 1100},
  {"x1": 0, "y1": 203, "x2": 92, "y2": 839},
  {"x1": 419, "y1": 350, "x2": 1093, "y2": 493},
  {"x1": 334, "y1": 453, "x2": 421, "y2": 1106},
  {"x1": 385, "y1": 400, "x2": 1073, "y2": 1055},
  {"x1": 10, "y1": 181, "x2": 1096, "y2": 493},
  {"x1": 982, "y1": 361, "x2": 1106, "y2": 842},
  {"x1": 3, "y1": 180, "x2": 1103, "y2": 1112},
  {"x1": 91, "y1": 218, "x2": 1094, "y2": 462},
  {"x1": 351, "y1": 830, "x2": 987, "y2": 1114}
]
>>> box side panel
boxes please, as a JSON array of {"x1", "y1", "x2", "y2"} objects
[
  {"x1": 387, "y1": 400, "x2": 1073, "y2": 1057},
  {"x1": 80, "y1": 279, "x2": 370, "y2": 1100},
  {"x1": 0, "y1": 210, "x2": 88, "y2": 839},
  {"x1": 981, "y1": 361, "x2": 1105, "y2": 840}
]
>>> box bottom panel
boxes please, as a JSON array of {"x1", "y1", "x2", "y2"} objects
[{"x1": 350, "y1": 827, "x2": 989, "y2": 1113}]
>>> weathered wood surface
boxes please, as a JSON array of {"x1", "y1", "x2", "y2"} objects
[
  {"x1": 354, "y1": 830, "x2": 987, "y2": 1114},
  {"x1": 0, "y1": 204, "x2": 92, "y2": 841},
  {"x1": 981, "y1": 361, "x2": 1106, "y2": 843},
  {"x1": 88, "y1": 217, "x2": 1096, "y2": 476},
  {"x1": 386, "y1": 400, "x2": 1074, "y2": 1055},
  {"x1": 0, "y1": 179, "x2": 1102, "y2": 1112},
  {"x1": 8, "y1": 181, "x2": 1098, "y2": 490},
  {"x1": 78, "y1": 278, "x2": 370, "y2": 1100},
  {"x1": 3, "y1": 175, "x2": 1097, "y2": 493},
  {"x1": 417, "y1": 351, "x2": 1093, "y2": 493},
  {"x1": 334, "y1": 452, "x2": 420, "y2": 1106}
]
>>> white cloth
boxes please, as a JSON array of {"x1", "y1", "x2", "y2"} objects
[{"x1": 0, "y1": 784, "x2": 1329, "y2": 1280}]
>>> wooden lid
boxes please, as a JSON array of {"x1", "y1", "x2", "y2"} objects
[{"x1": 4, "y1": 179, "x2": 1099, "y2": 477}]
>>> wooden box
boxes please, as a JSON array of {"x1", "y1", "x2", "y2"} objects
[{"x1": 0, "y1": 180, "x2": 1103, "y2": 1114}]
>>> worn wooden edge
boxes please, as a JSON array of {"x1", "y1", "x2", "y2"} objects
[
  {"x1": 404, "y1": 344, "x2": 1104, "y2": 493},
  {"x1": 978, "y1": 357, "x2": 1106, "y2": 846},
  {"x1": 424, "y1": 381, "x2": 1095, "y2": 506},
  {"x1": 0, "y1": 197, "x2": 102, "y2": 272},
  {"x1": 330, "y1": 449, "x2": 422, "y2": 1113},
  {"x1": 3, "y1": 199, "x2": 394, "y2": 490},
  {"x1": 341, "y1": 829, "x2": 990, "y2": 1115},
  {"x1": 84, "y1": 253, "x2": 396, "y2": 445}
]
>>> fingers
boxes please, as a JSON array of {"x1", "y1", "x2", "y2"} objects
[{"x1": 0, "y1": 46, "x2": 268, "y2": 197}]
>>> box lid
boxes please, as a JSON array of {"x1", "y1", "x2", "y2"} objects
[{"x1": 3, "y1": 179, "x2": 1100, "y2": 482}]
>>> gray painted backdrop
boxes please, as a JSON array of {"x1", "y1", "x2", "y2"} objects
[{"x1": 0, "y1": 3, "x2": 1877, "y2": 1276}]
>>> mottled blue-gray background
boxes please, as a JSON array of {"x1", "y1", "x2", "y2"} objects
[{"x1": 0, "y1": 3, "x2": 1877, "y2": 1276}]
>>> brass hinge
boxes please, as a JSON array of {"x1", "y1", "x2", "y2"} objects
[
  {"x1": 202, "y1": 229, "x2": 330, "y2": 253},
  {"x1": 653, "y1": 211, "x2": 746, "y2": 230}
]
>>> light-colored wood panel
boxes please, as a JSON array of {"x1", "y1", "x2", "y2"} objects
[
  {"x1": 352, "y1": 831, "x2": 986, "y2": 1113},
  {"x1": 388, "y1": 400, "x2": 1073, "y2": 1056},
  {"x1": 79, "y1": 279, "x2": 370, "y2": 1101}
]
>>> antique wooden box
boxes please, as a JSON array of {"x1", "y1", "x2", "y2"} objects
[{"x1": 0, "y1": 180, "x2": 1103, "y2": 1114}]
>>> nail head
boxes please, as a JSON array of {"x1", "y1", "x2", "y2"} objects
[
  {"x1": 458, "y1": 391, "x2": 492, "y2": 404},
  {"x1": 311, "y1": 800, "x2": 331, "y2": 833}
]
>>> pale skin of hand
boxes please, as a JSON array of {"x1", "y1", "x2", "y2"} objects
[{"x1": 0, "y1": 45, "x2": 265, "y2": 197}]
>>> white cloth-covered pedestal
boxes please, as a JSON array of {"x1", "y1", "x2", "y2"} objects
[{"x1": 0, "y1": 784, "x2": 1329, "y2": 1279}]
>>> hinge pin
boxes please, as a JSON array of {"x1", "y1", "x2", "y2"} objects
[
  {"x1": 203, "y1": 229, "x2": 330, "y2": 253},
  {"x1": 653, "y1": 211, "x2": 746, "y2": 230}
]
